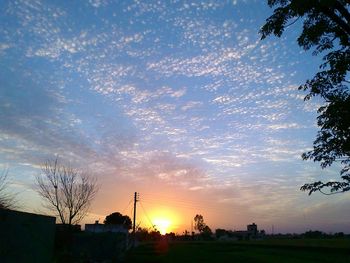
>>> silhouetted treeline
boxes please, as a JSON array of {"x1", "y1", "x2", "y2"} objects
[
  {"x1": 264, "y1": 231, "x2": 348, "y2": 239},
  {"x1": 214, "y1": 228, "x2": 348, "y2": 240}
]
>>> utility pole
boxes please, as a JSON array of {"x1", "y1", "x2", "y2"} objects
[{"x1": 132, "y1": 192, "x2": 139, "y2": 247}]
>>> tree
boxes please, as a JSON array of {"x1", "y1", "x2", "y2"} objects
[
  {"x1": 202, "y1": 225, "x2": 213, "y2": 237},
  {"x1": 194, "y1": 214, "x2": 206, "y2": 233},
  {"x1": 215, "y1": 228, "x2": 228, "y2": 238},
  {"x1": 104, "y1": 212, "x2": 132, "y2": 229},
  {"x1": 135, "y1": 227, "x2": 161, "y2": 241},
  {"x1": 35, "y1": 158, "x2": 98, "y2": 225},
  {"x1": 0, "y1": 169, "x2": 16, "y2": 210},
  {"x1": 261, "y1": 0, "x2": 350, "y2": 195}
]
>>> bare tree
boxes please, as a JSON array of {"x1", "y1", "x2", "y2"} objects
[
  {"x1": 0, "y1": 169, "x2": 16, "y2": 210},
  {"x1": 36, "y1": 158, "x2": 98, "y2": 225}
]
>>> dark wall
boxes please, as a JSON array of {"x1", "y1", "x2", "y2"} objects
[{"x1": 0, "y1": 209, "x2": 56, "y2": 263}]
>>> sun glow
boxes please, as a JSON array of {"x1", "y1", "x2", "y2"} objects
[
  {"x1": 153, "y1": 218, "x2": 171, "y2": 235},
  {"x1": 141, "y1": 206, "x2": 181, "y2": 234}
]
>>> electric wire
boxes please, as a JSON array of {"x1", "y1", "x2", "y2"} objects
[
  {"x1": 139, "y1": 201, "x2": 157, "y2": 230},
  {"x1": 140, "y1": 196, "x2": 228, "y2": 213},
  {"x1": 122, "y1": 198, "x2": 133, "y2": 215}
]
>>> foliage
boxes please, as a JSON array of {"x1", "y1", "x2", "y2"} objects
[
  {"x1": 135, "y1": 227, "x2": 162, "y2": 241},
  {"x1": 302, "y1": 230, "x2": 326, "y2": 239},
  {"x1": 194, "y1": 214, "x2": 206, "y2": 233},
  {"x1": 194, "y1": 214, "x2": 213, "y2": 240},
  {"x1": 261, "y1": 0, "x2": 350, "y2": 195},
  {"x1": 201, "y1": 225, "x2": 213, "y2": 240},
  {"x1": 104, "y1": 212, "x2": 132, "y2": 229},
  {"x1": 35, "y1": 157, "x2": 98, "y2": 225},
  {"x1": 0, "y1": 169, "x2": 16, "y2": 210},
  {"x1": 202, "y1": 225, "x2": 212, "y2": 234},
  {"x1": 215, "y1": 228, "x2": 228, "y2": 238}
]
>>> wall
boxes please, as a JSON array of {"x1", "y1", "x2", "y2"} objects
[{"x1": 0, "y1": 209, "x2": 56, "y2": 263}]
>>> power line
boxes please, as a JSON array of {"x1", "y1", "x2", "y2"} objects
[
  {"x1": 128, "y1": 204, "x2": 134, "y2": 221},
  {"x1": 141, "y1": 199, "x2": 206, "y2": 211},
  {"x1": 140, "y1": 196, "x2": 227, "y2": 213},
  {"x1": 141, "y1": 194, "x2": 210, "y2": 206},
  {"x1": 141, "y1": 192, "x2": 228, "y2": 208},
  {"x1": 139, "y1": 201, "x2": 156, "y2": 231},
  {"x1": 122, "y1": 198, "x2": 133, "y2": 215}
]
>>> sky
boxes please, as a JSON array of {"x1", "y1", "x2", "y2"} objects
[{"x1": 1, "y1": 0, "x2": 350, "y2": 234}]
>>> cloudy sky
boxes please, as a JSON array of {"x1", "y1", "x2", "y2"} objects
[{"x1": 1, "y1": 0, "x2": 349, "y2": 234}]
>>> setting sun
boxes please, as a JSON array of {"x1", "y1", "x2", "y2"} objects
[
  {"x1": 153, "y1": 218, "x2": 171, "y2": 235},
  {"x1": 140, "y1": 205, "x2": 181, "y2": 234}
]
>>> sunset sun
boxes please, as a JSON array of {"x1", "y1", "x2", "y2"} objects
[{"x1": 153, "y1": 218, "x2": 171, "y2": 235}]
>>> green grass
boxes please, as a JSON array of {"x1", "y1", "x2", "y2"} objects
[{"x1": 124, "y1": 239, "x2": 350, "y2": 263}]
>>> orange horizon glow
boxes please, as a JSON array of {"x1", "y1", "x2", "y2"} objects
[{"x1": 139, "y1": 206, "x2": 183, "y2": 234}]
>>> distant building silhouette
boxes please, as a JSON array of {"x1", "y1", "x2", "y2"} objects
[
  {"x1": 85, "y1": 220, "x2": 128, "y2": 234},
  {"x1": 247, "y1": 223, "x2": 258, "y2": 236},
  {"x1": 56, "y1": 223, "x2": 81, "y2": 232},
  {"x1": 228, "y1": 223, "x2": 264, "y2": 240}
]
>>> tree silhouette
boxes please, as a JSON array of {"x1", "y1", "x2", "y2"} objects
[
  {"x1": 201, "y1": 225, "x2": 213, "y2": 240},
  {"x1": 215, "y1": 228, "x2": 228, "y2": 238},
  {"x1": 194, "y1": 214, "x2": 206, "y2": 233},
  {"x1": 104, "y1": 212, "x2": 132, "y2": 229},
  {"x1": 261, "y1": 0, "x2": 350, "y2": 195},
  {"x1": 35, "y1": 158, "x2": 98, "y2": 225},
  {"x1": 0, "y1": 169, "x2": 16, "y2": 210}
]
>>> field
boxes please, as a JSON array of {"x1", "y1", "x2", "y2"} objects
[{"x1": 124, "y1": 239, "x2": 350, "y2": 263}]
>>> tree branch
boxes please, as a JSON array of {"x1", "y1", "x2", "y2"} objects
[
  {"x1": 35, "y1": 158, "x2": 97, "y2": 225},
  {"x1": 322, "y1": 6, "x2": 350, "y2": 37}
]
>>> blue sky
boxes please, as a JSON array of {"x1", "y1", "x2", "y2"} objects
[{"x1": 1, "y1": 0, "x2": 349, "y2": 233}]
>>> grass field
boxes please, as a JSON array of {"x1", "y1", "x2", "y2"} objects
[{"x1": 124, "y1": 239, "x2": 350, "y2": 263}]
